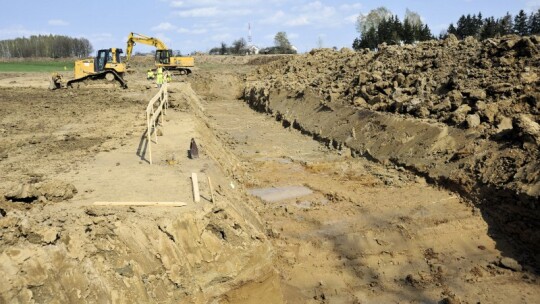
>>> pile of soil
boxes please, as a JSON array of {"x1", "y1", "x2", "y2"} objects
[
  {"x1": 0, "y1": 202, "x2": 275, "y2": 303},
  {"x1": 244, "y1": 35, "x2": 540, "y2": 257},
  {"x1": 251, "y1": 35, "x2": 540, "y2": 143}
]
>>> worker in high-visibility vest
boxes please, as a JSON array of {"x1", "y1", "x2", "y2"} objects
[
  {"x1": 166, "y1": 71, "x2": 172, "y2": 83},
  {"x1": 156, "y1": 67, "x2": 164, "y2": 88},
  {"x1": 147, "y1": 69, "x2": 155, "y2": 80}
]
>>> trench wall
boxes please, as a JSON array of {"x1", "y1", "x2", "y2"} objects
[{"x1": 244, "y1": 84, "x2": 540, "y2": 264}]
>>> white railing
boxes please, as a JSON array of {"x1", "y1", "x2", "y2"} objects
[{"x1": 145, "y1": 83, "x2": 168, "y2": 164}]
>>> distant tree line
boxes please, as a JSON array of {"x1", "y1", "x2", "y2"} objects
[
  {"x1": 208, "y1": 32, "x2": 296, "y2": 55},
  {"x1": 443, "y1": 9, "x2": 540, "y2": 40},
  {"x1": 353, "y1": 8, "x2": 433, "y2": 51},
  {"x1": 261, "y1": 31, "x2": 297, "y2": 54},
  {"x1": 209, "y1": 38, "x2": 248, "y2": 55},
  {"x1": 0, "y1": 35, "x2": 93, "y2": 58}
]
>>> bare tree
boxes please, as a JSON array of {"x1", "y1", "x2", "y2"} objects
[
  {"x1": 356, "y1": 7, "x2": 393, "y2": 35},
  {"x1": 404, "y1": 8, "x2": 422, "y2": 27}
]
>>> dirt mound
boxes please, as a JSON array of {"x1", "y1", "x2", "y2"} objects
[
  {"x1": 246, "y1": 55, "x2": 290, "y2": 66},
  {"x1": 5, "y1": 180, "x2": 77, "y2": 203},
  {"x1": 251, "y1": 35, "x2": 540, "y2": 139},
  {"x1": 194, "y1": 55, "x2": 252, "y2": 65},
  {"x1": 244, "y1": 35, "x2": 540, "y2": 261},
  {"x1": 0, "y1": 201, "x2": 276, "y2": 303}
]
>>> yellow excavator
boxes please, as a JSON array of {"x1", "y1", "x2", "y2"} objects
[
  {"x1": 126, "y1": 32, "x2": 194, "y2": 75},
  {"x1": 49, "y1": 48, "x2": 128, "y2": 90}
]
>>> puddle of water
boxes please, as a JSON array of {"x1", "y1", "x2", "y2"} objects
[{"x1": 248, "y1": 186, "x2": 313, "y2": 203}]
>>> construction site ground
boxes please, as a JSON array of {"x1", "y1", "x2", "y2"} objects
[{"x1": 0, "y1": 54, "x2": 539, "y2": 303}]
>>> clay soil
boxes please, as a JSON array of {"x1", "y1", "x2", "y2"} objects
[{"x1": 0, "y1": 49, "x2": 539, "y2": 303}]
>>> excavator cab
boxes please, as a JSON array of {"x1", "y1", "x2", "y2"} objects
[
  {"x1": 155, "y1": 49, "x2": 172, "y2": 64},
  {"x1": 96, "y1": 48, "x2": 124, "y2": 72},
  {"x1": 96, "y1": 49, "x2": 108, "y2": 72}
]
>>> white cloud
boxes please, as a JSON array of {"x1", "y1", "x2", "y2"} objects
[
  {"x1": 259, "y1": 2, "x2": 345, "y2": 28},
  {"x1": 339, "y1": 3, "x2": 362, "y2": 11},
  {"x1": 90, "y1": 33, "x2": 114, "y2": 42},
  {"x1": 286, "y1": 16, "x2": 310, "y2": 26},
  {"x1": 174, "y1": 6, "x2": 252, "y2": 17},
  {"x1": 211, "y1": 33, "x2": 232, "y2": 42},
  {"x1": 175, "y1": 7, "x2": 219, "y2": 17},
  {"x1": 152, "y1": 22, "x2": 176, "y2": 31},
  {"x1": 301, "y1": 1, "x2": 324, "y2": 11},
  {"x1": 168, "y1": 0, "x2": 258, "y2": 8},
  {"x1": 177, "y1": 27, "x2": 208, "y2": 34},
  {"x1": 48, "y1": 19, "x2": 69, "y2": 26},
  {"x1": 260, "y1": 10, "x2": 286, "y2": 24},
  {"x1": 170, "y1": 1, "x2": 184, "y2": 7},
  {"x1": 153, "y1": 33, "x2": 172, "y2": 45},
  {"x1": 0, "y1": 26, "x2": 48, "y2": 39}
]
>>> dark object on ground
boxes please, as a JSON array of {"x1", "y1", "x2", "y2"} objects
[{"x1": 189, "y1": 138, "x2": 199, "y2": 159}]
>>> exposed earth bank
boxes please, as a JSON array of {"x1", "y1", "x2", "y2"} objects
[
  {"x1": 243, "y1": 35, "x2": 540, "y2": 267},
  {"x1": 0, "y1": 41, "x2": 539, "y2": 303}
]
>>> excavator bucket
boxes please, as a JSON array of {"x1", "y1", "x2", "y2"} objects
[{"x1": 48, "y1": 73, "x2": 63, "y2": 90}]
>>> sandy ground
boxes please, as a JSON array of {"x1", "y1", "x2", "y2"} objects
[
  {"x1": 0, "y1": 57, "x2": 539, "y2": 303},
  {"x1": 192, "y1": 69, "x2": 540, "y2": 303}
]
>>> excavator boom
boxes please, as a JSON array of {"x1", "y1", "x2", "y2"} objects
[
  {"x1": 126, "y1": 32, "x2": 169, "y2": 63},
  {"x1": 125, "y1": 32, "x2": 194, "y2": 75}
]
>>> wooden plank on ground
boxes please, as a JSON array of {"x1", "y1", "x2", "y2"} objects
[
  {"x1": 191, "y1": 172, "x2": 200, "y2": 203},
  {"x1": 93, "y1": 202, "x2": 187, "y2": 207}
]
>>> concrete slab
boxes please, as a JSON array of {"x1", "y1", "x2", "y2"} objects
[{"x1": 248, "y1": 186, "x2": 313, "y2": 203}]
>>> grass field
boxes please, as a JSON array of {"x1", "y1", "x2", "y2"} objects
[{"x1": 0, "y1": 61, "x2": 74, "y2": 72}]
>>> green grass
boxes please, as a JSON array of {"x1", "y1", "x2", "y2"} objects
[{"x1": 0, "y1": 61, "x2": 74, "y2": 72}]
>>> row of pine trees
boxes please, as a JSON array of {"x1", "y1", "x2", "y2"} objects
[
  {"x1": 0, "y1": 35, "x2": 93, "y2": 58},
  {"x1": 353, "y1": 9, "x2": 540, "y2": 51},
  {"x1": 353, "y1": 15, "x2": 433, "y2": 50},
  {"x1": 445, "y1": 9, "x2": 540, "y2": 40}
]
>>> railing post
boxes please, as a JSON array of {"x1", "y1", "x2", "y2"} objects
[
  {"x1": 145, "y1": 84, "x2": 169, "y2": 165},
  {"x1": 147, "y1": 110, "x2": 152, "y2": 164}
]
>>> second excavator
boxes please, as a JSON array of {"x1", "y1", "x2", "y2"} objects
[{"x1": 126, "y1": 32, "x2": 194, "y2": 75}]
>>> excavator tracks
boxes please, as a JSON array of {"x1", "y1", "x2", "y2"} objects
[{"x1": 67, "y1": 70, "x2": 128, "y2": 89}]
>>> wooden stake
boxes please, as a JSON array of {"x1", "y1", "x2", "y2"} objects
[
  {"x1": 191, "y1": 173, "x2": 200, "y2": 203},
  {"x1": 207, "y1": 176, "x2": 215, "y2": 203},
  {"x1": 147, "y1": 116, "x2": 152, "y2": 164}
]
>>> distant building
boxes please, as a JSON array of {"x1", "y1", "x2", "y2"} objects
[{"x1": 247, "y1": 45, "x2": 259, "y2": 55}]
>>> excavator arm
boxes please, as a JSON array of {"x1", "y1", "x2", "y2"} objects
[
  {"x1": 126, "y1": 32, "x2": 169, "y2": 64},
  {"x1": 125, "y1": 32, "x2": 194, "y2": 75}
]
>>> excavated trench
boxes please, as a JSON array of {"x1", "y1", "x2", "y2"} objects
[
  {"x1": 1, "y1": 52, "x2": 539, "y2": 303},
  {"x1": 189, "y1": 70, "x2": 539, "y2": 303},
  {"x1": 242, "y1": 84, "x2": 540, "y2": 273}
]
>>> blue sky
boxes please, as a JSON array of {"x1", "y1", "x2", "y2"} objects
[{"x1": 0, "y1": 0, "x2": 537, "y2": 54}]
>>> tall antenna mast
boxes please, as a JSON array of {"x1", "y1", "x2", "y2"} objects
[{"x1": 248, "y1": 23, "x2": 252, "y2": 44}]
